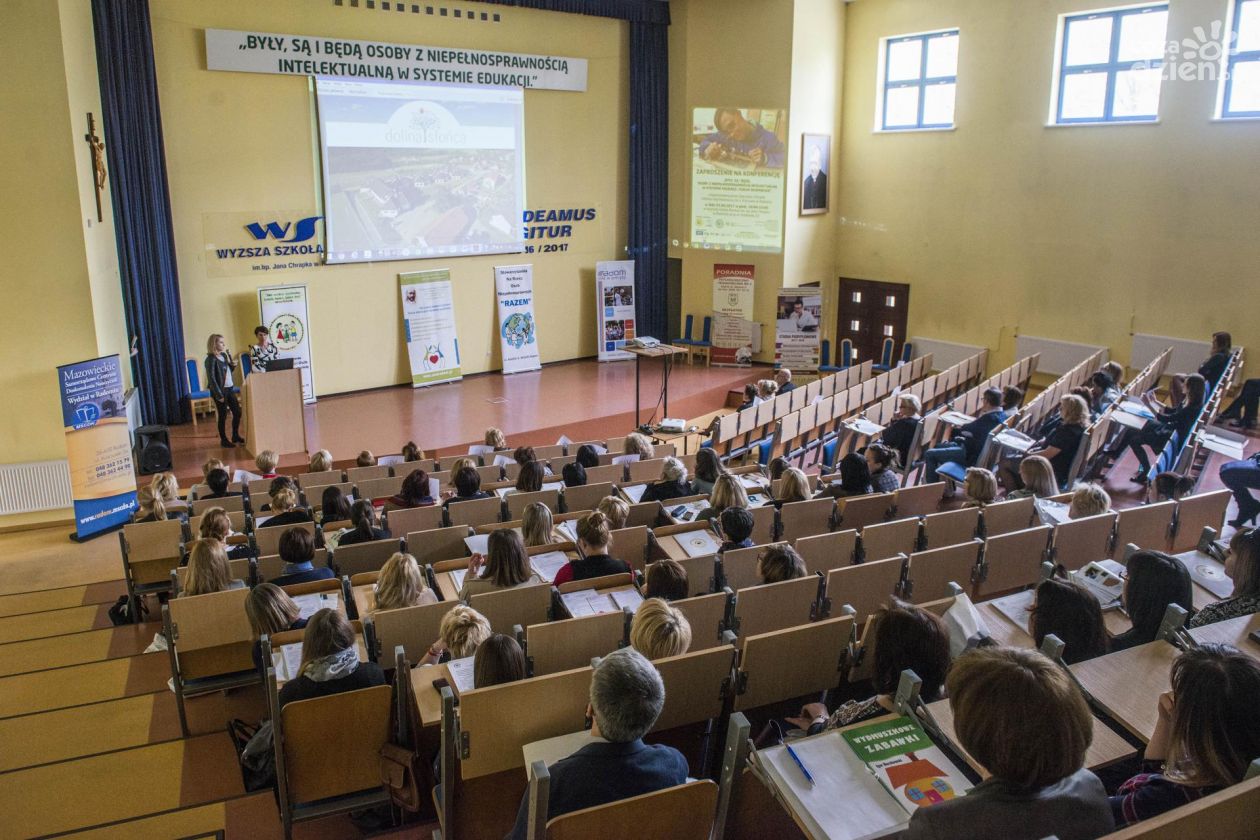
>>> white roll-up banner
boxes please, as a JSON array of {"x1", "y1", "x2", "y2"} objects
[
  {"x1": 258, "y1": 284, "x2": 316, "y2": 403},
  {"x1": 494, "y1": 264, "x2": 541, "y2": 374},
  {"x1": 400, "y1": 269, "x2": 462, "y2": 387},
  {"x1": 595, "y1": 260, "x2": 636, "y2": 361}
]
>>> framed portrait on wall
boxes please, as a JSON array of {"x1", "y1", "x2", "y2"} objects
[{"x1": 800, "y1": 134, "x2": 830, "y2": 215}]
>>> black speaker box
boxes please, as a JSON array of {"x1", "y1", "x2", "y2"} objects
[{"x1": 134, "y1": 425, "x2": 172, "y2": 475}]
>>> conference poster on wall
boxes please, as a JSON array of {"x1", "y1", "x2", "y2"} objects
[
  {"x1": 57, "y1": 354, "x2": 137, "y2": 540},
  {"x1": 400, "y1": 269, "x2": 462, "y2": 387},
  {"x1": 595, "y1": 260, "x2": 636, "y2": 361},
  {"x1": 776, "y1": 287, "x2": 823, "y2": 371},
  {"x1": 690, "y1": 107, "x2": 787, "y2": 253},
  {"x1": 494, "y1": 264, "x2": 541, "y2": 374},
  {"x1": 258, "y1": 285, "x2": 317, "y2": 403},
  {"x1": 711, "y1": 264, "x2": 755, "y2": 366}
]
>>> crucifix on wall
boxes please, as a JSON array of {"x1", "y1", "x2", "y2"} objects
[{"x1": 84, "y1": 113, "x2": 107, "y2": 222}]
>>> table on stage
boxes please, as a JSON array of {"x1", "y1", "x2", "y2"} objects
[{"x1": 624, "y1": 344, "x2": 688, "y2": 428}]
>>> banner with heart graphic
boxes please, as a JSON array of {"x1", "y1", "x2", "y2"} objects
[{"x1": 400, "y1": 269, "x2": 462, "y2": 388}]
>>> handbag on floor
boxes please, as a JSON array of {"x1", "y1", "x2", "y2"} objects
[
  {"x1": 228, "y1": 718, "x2": 276, "y2": 791},
  {"x1": 107, "y1": 595, "x2": 148, "y2": 626}
]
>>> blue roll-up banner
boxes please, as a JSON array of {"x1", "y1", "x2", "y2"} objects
[{"x1": 57, "y1": 355, "x2": 137, "y2": 539}]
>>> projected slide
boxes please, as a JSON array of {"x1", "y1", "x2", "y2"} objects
[
  {"x1": 690, "y1": 107, "x2": 787, "y2": 254},
  {"x1": 316, "y1": 79, "x2": 525, "y2": 263}
]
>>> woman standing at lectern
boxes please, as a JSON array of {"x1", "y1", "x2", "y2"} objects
[
  {"x1": 249, "y1": 325, "x2": 279, "y2": 373},
  {"x1": 205, "y1": 333, "x2": 243, "y2": 448}
]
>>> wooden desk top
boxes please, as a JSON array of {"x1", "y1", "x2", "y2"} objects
[
  {"x1": 924, "y1": 699, "x2": 1136, "y2": 774},
  {"x1": 1190, "y1": 612, "x2": 1260, "y2": 657},
  {"x1": 655, "y1": 528, "x2": 719, "y2": 563},
  {"x1": 979, "y1": 596, "x2": 1132, "y2": 649},
  {"x1": 435, "y1": 571, "x2": 459, "y2": 602},
  {"x1": 1071, "y1": 641, "x2": 1178, "y2": 742},
  {"x1": 412, "y1": 662, "x2": 452, "y2": 728},
  {"x1": 1173, "y1": 549, "x2": 1234, "y2": 612},
  {"x1": 624, "y1": 343, "x2": 687, "y2": 358},
  {"x1": 351, "y1": 584, "x2": 375, "y2": 619}
]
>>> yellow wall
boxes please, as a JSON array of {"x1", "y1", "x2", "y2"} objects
[
  {"x1": 150, "y1": 0, "x2": 628, "y2": 395},
  {"x1": 838, "y1": 0, "x2": 1260, "y2": 370}
]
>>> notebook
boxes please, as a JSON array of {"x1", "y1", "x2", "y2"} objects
[
  {"x1": 621, "y1": 484, "x2": 648, "y2": 504},
  {"x1": 1176, "y1": 552, "x2": 1234, "y2": 599},
  {"x1": 677, "y1": 529, "x2": 721, "y2": 558},
  {"x1": 531, "y1": 551, "x2": 570, "y2": 583},
  {"x1": 292, "y1": 591, "x2": 340, "y2": 620}
]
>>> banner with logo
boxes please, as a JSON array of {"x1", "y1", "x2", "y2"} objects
[
  {"x1": 690, "y1": 107, "x2": 787, "y2": 253},
  {"x1": 203, "y1": 211, "x2": 323, "y2": 278},
  {"x1": 400, "y1": 269, "x2": 462, "y2": 387},
  {"x1": 258, "y1": 285, "x2": 316, "y2": 403},
  {"x1": 712, "y1": 264, "x2": 755, "y2": 366},
  {"x1": 775, "y1": 288, "x2": 823, "y2": 371},
  {"x1": 595, "y1": 260, "x2": 636, "y2": 361},
  {"x1": 57, "y1": 355, "x2": 137, "y2": 540},
  {"x1": 493, "y1": 264, "x2": 541, "y2": 374}
]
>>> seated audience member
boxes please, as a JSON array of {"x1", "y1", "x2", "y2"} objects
[
  {"x1": 623, "y1": 432, "x2": 655, "y2": 460},
  {"x1": 271, "y1": 527, "x2": 335, "y2": 587},
  {"x1": 758, "y1": 544, "x2": 807, "y2": 584},
  {"x1": 699, "y1": 474, "x2": 750, "y2": 523},
  {"x1": 597, "y1": 496, "x2": 630, "y2": 530},
  {"x1": 1103, "y1": 361, "x2": 1126, "y2": 391},
  {"x1": 245, "y1": 582, "x2": 307, "y2": 670},
  {"x1": 319, "y1": 486, "x2": 352, "y2": 527},
  {"x1": 419, "y1": 604, "x2": 492, "y2": 665},
  {"x1": 515, "y1": 460, "x2": 546, "y2": 493},
  {"x1": 757, "y1": 379, "x2": 778, "y2": 401},
  {"x1": 336, "y1": 499, "x2": 390, "y2": 547},
  {"x1": 1031, "y1": 578, "x2": 1109, "y2": 665},
  {"x1": 630, "y1": 598, "x2": 692, "y2": 659},
  {"x1": 198, "y1": 507, "x2": 251, "y2": 560},
  {"x1": 1068, "y1": 483, "x2": 1111, "y2": 519},
  {"x1": 258, "y1": 483, "x2": 311, "y2": 529},
  {"x1": 639, "y1": 457, "x2": 693, "y2": 503},
  {"x1": 1128, "y1": 374, "x2": 1206, "y2": 483},
  {"x1": 1002, "y1": 385, "x2": 1024, "y2": 413},
  {"x1": 255, "y1": 449, "x2": 279, "y2": 479},
  {"x1": 1198, "y1": 331, "x2": 1232, "y2": 391},
  {"x1": 386, "y1": 468, "x2": 435, "y2": 510},
  {"x1": 460, "y1": 529, "x2": 543, "y2": 599},
  {"x1": 484, "y1": 427, "x2": 508, "y2": 452},
  {"x1": 1219, "y1": 377, "x2": 1260, "y2": 430},
  {"x1": 1152, "y1": 471, "x2": 1194, "y2": 502},
  {"x1": 561, "y1": 462, "x2": 587, "y2": 488},
  {"x1": 473, "y1": 634, "x2": 527, "y2": 688},
  {"x1": 775, "y1": 367, "x2": 795, "y2": 394},
  {"x1": 866, "y1": 443, "x2": 901, "y2": 494},
  {"x1": 962, "y1": 467, "x2": 998, "y2": 508},
  {"x1": 1221, "y1": 453, "x2": 1260, "y2": 528},
  {"x1": 1090, "y1": 371, "x2": 1120, "y2": 414},
  {"x1": 507, "y1": 649, "x2": 688, "y2": 840},
  {"x1": 445, "y1": 457, "x2": 478, "y2": 491},
  {"x1": 717, "y1": 506, "x2": 756, "y2": 553},
  {"x1": 904, "y1": 647, "x2": 1113, "y2": 840},
  {"x1": 1110, "y1": 644, "x2": 1260, "y2": 828},
  {"x1": 1029, "y1": 394, "x2": 1090, "y2": 488},
  {"x1": 513, "y1": 445, "x2": 537, "y2": 468},
  {"x1": 575, "y1": 444, "x2": 602, "y2": 469},
  {"x1": 401, "y1": 441, "x2": 422, "y2": 463},
  {"x1": 643, "y1": 559, "x2": 689, "y2": 601},
  {"x1": 738, "y1": 383, "x2": 759, "y2": 411},
  {"x1": 1189, "y1": 527, "x2": 1260, "y2": 627},
  {"x1": 1004, "y1": 455, "x2": 1058, "y2": 500},
  {"x1": 817, "y1": 454, "x2": 871, "y2": 499},
  {"x1": 771, "y1": 467, "x2": 812, "y2": 505},
  {"x1": 1111, "y1": 550, "x2": 1194, "y2": 651},
  {"x1": 308, "y1": 449, "x2": 334, "y2": 474},
  {"x1": 922, "y1": 387, "x2": 1007, "y2": 482},
  {"x1": 278, "y1": 609, "x2": 386, "y2": 708},
  {"x1": 182, "y1": 538, "x2": 246, "y2": 596},
  {"x1": 522, "y1": 502, "x2": 563, "y2": 547},
  {"x1": 692, "y1": 447, "x2": 727, "y2": 495},
  {"x1": 355, "y1": 450, "x2": 376, "y2": 468},
  {"x1": 442, "y1": 466, "x2": 493, "y2": 509},
  {"x1": 202, "y1": 468, "x2": 239, "y2": 499},
  {"x1": 202, "y1": 457, "x2": 226, "y2": 481},
  {"x1": 879, "y1": 394, "x2": 923, "y2": 468},
  {"x1": 767, "y1": 456, "x2": 790, "y2": 482},
  {"x1": 372, "y1": 551, "x2": 437, "y2": 612},
  {"x1": 134, "y1": 472, "x2": 186, "y2": 522},
  {"x1": 553, "y1": 511, "x2": 631, "y2": 586},
  {"x1": 788, "y1": 600, "x2": 950, "y2": 734}
]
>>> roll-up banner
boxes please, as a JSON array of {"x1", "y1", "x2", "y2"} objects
[
  {"x1": 57, "y1": 355, "x2": 137, "y2": 540},
  {"x1": 595, "y1": 260, "x2": 636, "y2": 361},
  {"x1": 400, "y1": 269, "x2": 462, "y2": 387},
  {"x1": 775, "y1": 287, "x2": 823, "y2": 372},
  {"x1": 712, "y1": 264, "x2": 755, "y2": 366},
  {"x1": 258, "y1": 285, "x2": 316, "y2": 403},
  {"x1": 494, "y1": 264, "x2": 542, "y2": 374}
]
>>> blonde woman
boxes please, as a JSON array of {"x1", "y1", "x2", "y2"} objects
[
  {"x1": 484, "y1": 427, "x2": 508, "y2": 451},
  {"x1": 756, "y1": 379, "x2": 778, "y2": 400},
  {"x1": 553, "y1": 511, "x2": 630, "y2": 586},
  {"x1": 135, "y1": 473, "x2": 185, "y2": 522},
  {"x1": 623, "y1": 432, "x2": 655, "y2": 460},
  {"x1": 700, "y1": 473, "x2": 750, "y2": 523},
  {"x1": 372, "y1": 552, "x2": 438, "y2": 612},
  {"x1": 1004, "y1": 455, "x2": 1058, "y2": 500},
  {"x1": 278, "y1": 609, "x2": 385, "y2": 707},
  {"x1": 776, "y1": 467, "x2": 812, "y2": 505},
  {"x1": 204, "y1": 333, "x2": 243, "y2": 448},
  {"x1": 630, "y1": 598, "x2": 692, "y2": 660},
  {"x1": 254, "y1": 449, "x2": 279, "y2": 478},
  {"x1": 522, "y1": 502, "x2": 564, "y2": 547},
  {"x1": 597, "y1": 496, "x2": 630, "y2": 529},
  {"x1": 308, "y1": 449, "x2": 334, "y2": 473},
  {"x1": 879, "y1": 394, "x2": 923, "y2": 467},
  {"x1": 182, "y1": 538, "x2": 245, "y2": 596},
  {"x1": 419, "y1": 604, "x2": 492, "y2": 665},
  {"x1": 245, "y1": 582, "x2": 306, "y2": 669},
  {"x1": 962, "y1": 467, "x2": 999, "y2": 508},
  {"x1": 1028, "y1": 394, "x2": 1091, "y2": 490},
  {"x1": 257, "y1": 483, "x2": 311, "y2": 529},
  {"x1": 1067, "y1": 483, "x2": 1111, "y2": 519}
]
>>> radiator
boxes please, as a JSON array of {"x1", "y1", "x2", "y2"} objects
[
  {"x1": 910, "y1": 337, "x2": 987, "y2": 372},
  {"x1": 0, "y1": 459, "x2": 74, "y2": 515},
  {"x1": 1014, "y1": 335, "x2": 1108, "y2": 377},
  {"x1": 1130, "y1": 334, "x2": 1210, "y2": 378}
]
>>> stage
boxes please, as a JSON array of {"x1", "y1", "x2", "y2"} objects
[{"x1": 168, "y1": 358, "x2": 759, "y2": 483}]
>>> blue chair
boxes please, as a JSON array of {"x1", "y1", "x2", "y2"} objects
[
  {"x1": 676, "y1": 315, "x2": 713, "y2": 365},
  {"x1": 186, "y1": 358, "x2": 214, "y2": 427},
  {"x1": 241, "y1": 354, "x2": 253, "y2": 377},
  {"x1": 757, "y1": 438, "x2": 775, "y2": 466},
  {"x1": 899, "y1": 342, "x2": 914, "y2": 366},
  {"x1": 819, "y1": 340, "x2": 840, "y2": 373},
  {"x1": 839, "y1": 338, "x2": 855, "y2": 369},
  {"x1": 872, "y1": 338, "x2": 897, "y2": 373},
  {"x1": 821, "y1": 438, "x2": 840, "y2": 470}
]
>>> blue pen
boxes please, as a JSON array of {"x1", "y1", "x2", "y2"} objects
[{"x1": 784, "y1": 742, "x2": 816, "y2": 786}]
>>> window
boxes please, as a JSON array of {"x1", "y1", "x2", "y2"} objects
[
  {"x1": 1223, "y1": 0, "x2": 1260, "y2": 117},
  {"x1": 1053, "y1": 4, "x2": 1169, "y2": 124},
  {"x1": 878, "y1": 30, "x2": 959, "y2": 131}
]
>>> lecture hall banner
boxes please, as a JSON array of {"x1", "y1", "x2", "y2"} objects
[
  {"x1": 712, "y1": 264, "x2": 755, "y2": 366},
  {"x1": 595, "y1": 260, "x2": 636, "y2": 361},
  {"x1": 494, "y1": 264, "x2": 542, "y2": 374},
  {"x1": 776, "y1": 288, "x2": 823, "y2": 372},
  {"x1": 400, "y1": 269, "x2": 462, "y2": 387},
  {"x1": 258, "y1": 285, "x2": 317, "y2": 403},
  {"x1": 690, "y1": 107, "x2": 787, "y2": 254},
  {"x1": 57, "y1": 355, "x2": 137, "y2": 540}
]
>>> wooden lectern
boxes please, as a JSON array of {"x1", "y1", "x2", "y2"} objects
[{"x1": 243, "y1": 368, "x2": 307, "y2": 457}]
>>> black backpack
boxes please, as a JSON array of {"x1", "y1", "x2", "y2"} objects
[{"x1": 107, "y1": 595, "x2": 149, "y2": 626}]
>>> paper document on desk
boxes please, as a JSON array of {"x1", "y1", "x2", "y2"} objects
[
  {"x1": 468, "y1": 444, "x2": 495, "y2": 456},
  {"x1": 611, "y1": 453, "x2": 640, "y2": 466},
  {"x1": 846, "y1": 418, "x2": 884, "y2": 437},
  {"x1": 273, "y1": 643, "x2": 306, "y2": 683},
  {"x1": 941, "y1": 411, "x2": 975, "y2": 427},
  {"x1": 1118, "y1": 400, "x2": 1155, "y2": 420},
  {"x1": 1036, "y1": 499, "x2": 1071, "y2": 526},
  {"x1": 1112, "y1": 410, "x2": 1149, "y2": 430},
  {"x1": 1072, "y1": 561, "x2": 1125, "y2": 609},
  {"x1": 522, "y1": 731, "x2": 604, "y2": 778},
  {"x1": 556, "y1": 520, "x2": 579, "y2": 543},
  {"x1": 620, "y1": 484, "x2": 648, "y2": 504},
  {"x1": 611, "y1": 588, "x2": 643, "y2": 612},
  {"x1": 990, "y1": 589, "x2": 1035, "y2": 635},
  {"x1": 234, "y1": 469, "x2": 263, "y2": 484},
  {"x1": 449, "y1": 568, "x2": 468, "y2": 592},
  {"x1": 995, "y1": 429, "x2": 1035, "y2": 453},
  {"x1": 1175, "y1": 551, "x2": 1234, "y2": 599},
  {"x1": 668, "y1": 500, "x2": 711, "y2": 523},
  {"x1": 292, "y1": 591, "x2": 340, "y2": 620},
  {"x1": 560, "y1": 590, "x2": 621, "y2": 618},
  {"x1": 747, "y1": 492, "x2": 771, "y2": 508},
  {"x1": 842, "y1": 716, "x2": 973, "y2": 816},
  {"x1": 495, "y1": 487, "x2": 515, "y2": 499},
  {"x1": 555, "y1": 435, "x2": 572, "y2": 447},
  {"x1": 378, "y1": 454, "x2": 405, "y2": 467},
  {"x1": 447, "y1": 655, "x2": 476, "y2": 693},
  {"x1": 464, "y1": 534, "x2": 490, "y2": 555},
  {"x1": 542, "y1": 481, "x2": 565, "y2": 493},
  {"x1": 493, "y1": 453, "x2": 514, "y2": 467},
  {"x1": 739, "y1": 474, "x2": 769, "y2": 491},
  {"x1": 677, "y1": 529, "x2": 721, "y2": 558},
  {"x1": 531, "y1": 551, "x2": 570, "y2": 583}
]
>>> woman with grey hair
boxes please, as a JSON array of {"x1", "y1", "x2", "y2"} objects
[
  {"x1": 640, "y1": 456, "x2": 694, "y2": 503},
  {"x1": 507, "y1": 649, "x2": 688, "y2": 838}
]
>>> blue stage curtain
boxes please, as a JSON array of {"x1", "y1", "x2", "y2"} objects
[{"x1": 92, "y1": 0, "x2": 189, "y2": 425}]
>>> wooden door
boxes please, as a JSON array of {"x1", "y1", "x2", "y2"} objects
[{"x1": 837, "y1": 278, "x2": 910, "y2": 364}]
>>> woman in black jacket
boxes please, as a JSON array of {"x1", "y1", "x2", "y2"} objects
[
  {"x1": 277, "y1": 608, "x2": 385, "y2": 707},
  {"x1": 1128, "y1": 374, "x2": 1206, "y2": 482},
  {"x1": 205, "y1": 333, "x2": 244, "y2": 448},
  {"x1": 337, "y1": 499, "x2": 391, "y2": 547}
]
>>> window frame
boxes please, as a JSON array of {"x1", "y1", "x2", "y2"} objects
[
  {"x1": 1052, "y1": 3, "x2": 1169, "y2": 125},
  {"x1": 1222, "y1": 0, "x2": 1260, "y2": 118},
  {"x1": 876, "y1": 29, "x2": 961, "y2": 132}
]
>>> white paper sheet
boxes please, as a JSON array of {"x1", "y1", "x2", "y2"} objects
[
  {"x1": 677, "y1": 529, "x2": 721, "y2": 558},
  {"x1": 621, "y1": 484, "x2": 648, "y2": 504},
  {"x1": 464, "y1": 534, "x2": 490, "y2": 555},
  {"x1": 611, "y1": 453, "x2": 641, "y2": 466},
  {"x1": 447, "y1": 655, "x2": 476, "y2": 693},
  {"x1": 611, "y1": 588, "x2": 643, "y2": 612},
  {"x1": 531, "y1": 551, "x2": 571, "y2": 583},
  {"x1": 292, "y1": 591, "x2": 340, "y2": 620},
  {"x1": 468, "y1": 444, "x2": 495, "y2": 456},
  {"x1": 449, "y1": 568, "x2": 468, "y2": 592}
]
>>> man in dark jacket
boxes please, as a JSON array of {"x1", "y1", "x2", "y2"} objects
[{"x1": 922, "y1": 388, "x2": 1007, "y2": 482}]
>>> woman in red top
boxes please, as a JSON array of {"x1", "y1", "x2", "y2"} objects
[{"x1": 551, "y1": 511, "x2": 630, "y2": 586}]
